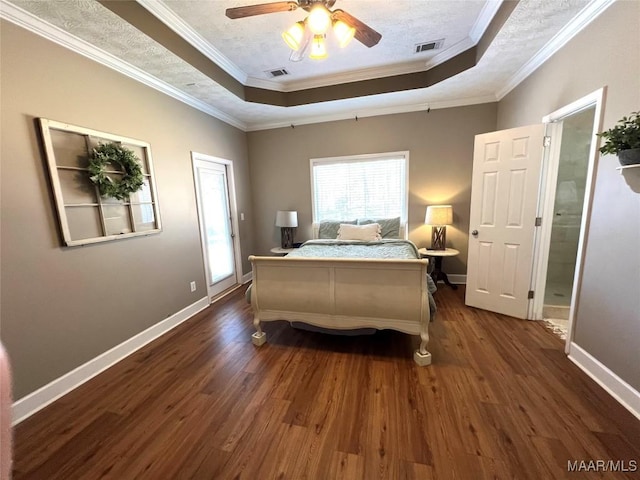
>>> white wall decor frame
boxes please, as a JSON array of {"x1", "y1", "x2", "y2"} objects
[{"x1": 39, "y1": 118, "x2": 162, "y2": 246}]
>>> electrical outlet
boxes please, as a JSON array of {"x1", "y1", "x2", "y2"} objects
[{"x1": 190, "y1": 281, "x2": 196, "y2": 292}]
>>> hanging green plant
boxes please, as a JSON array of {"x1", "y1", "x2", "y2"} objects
[
  {"x1": 597, "y1": 111, "x2": 640, "y2": 155},
  {"x1": 88, "y1": 142, "x2": 144, "y2": 200}
]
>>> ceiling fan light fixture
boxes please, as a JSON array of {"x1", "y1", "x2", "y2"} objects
[
  {"x1": 282, "y1": 21, "x2": 305, "y2": 51},
  {"x1": 307, "y1": 5, "x2": 331, "y2": 35},
  {"x1": 333, "y1": 19, "x2": 355, "y2": 48},
  {"x1": 309, "y1": 34, "x2": 328, "y2": 60},
  {"x1": 226, "y1": 2, "x2": 382, "y2": 60}
]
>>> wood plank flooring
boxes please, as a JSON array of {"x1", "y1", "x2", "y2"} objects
[{"x1": 12, "y1": 286, "x2": 640, "y2": 479}]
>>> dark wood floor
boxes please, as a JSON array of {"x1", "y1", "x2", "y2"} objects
[{"x1": 13, "y1": 286, "x2": 640, "y2": 479}]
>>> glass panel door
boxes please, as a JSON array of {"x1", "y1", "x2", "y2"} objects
[{"x1": 194, "y1": 161, "x2": 237, "y2": 298}]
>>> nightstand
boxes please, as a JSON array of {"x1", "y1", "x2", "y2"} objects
[
  {"x1": 270, "y1": 247, "x2": 294, "y2": 255},
  {"x1": 418, "y1": 248, "x2": 460, "y2": 290}
]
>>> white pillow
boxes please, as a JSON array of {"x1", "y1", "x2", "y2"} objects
[{"x1": 337, "y1": 223, "x2": 382, "y2": 241}]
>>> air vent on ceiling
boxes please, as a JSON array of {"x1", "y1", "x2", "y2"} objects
[
  {"x1": 414, "y1": 39, "x2": 444, "y2": 54},
  {"x1": 265, "y1": 68, "x2": 289, "y2": 78}
]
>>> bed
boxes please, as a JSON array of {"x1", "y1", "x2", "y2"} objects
[{"x1": 248, "y1": 220, "x2": 436, "y2": 365}]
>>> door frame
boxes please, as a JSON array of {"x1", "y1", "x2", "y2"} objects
[
  {"x1": 191, "y1": 152, "x2": 243, "y2": 301},
  {"x1": 529, "y1": 87, "x2": 606, "y2": 353}
]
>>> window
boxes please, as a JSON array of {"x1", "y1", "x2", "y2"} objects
[
  {"x1": 39, "y1": 118, "x2": 162, "y2": 246},
  {"x1": 311, "y1": 151, "x2": 409, "y2": 223}
]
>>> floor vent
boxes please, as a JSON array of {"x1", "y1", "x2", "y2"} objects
[
  {"x1": 266, "y1": 68, "x2": 289, "y2": 78},
  {"x1": 414, "y1": 39, "x2": 444, "y2": 53}
]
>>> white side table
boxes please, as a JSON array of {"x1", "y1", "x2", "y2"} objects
[
  {"x1": 418, "y1": 248, "x2": 460, "y2": 290},
  {"x1": 270, "y1": 247, "x2": 294, "y2": 255}
]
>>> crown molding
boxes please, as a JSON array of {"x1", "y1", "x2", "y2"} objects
[
  {"x1": 247, "y1": 36, "x2": 476, "y2": 93},
  {"x1": 0, "y1": 0, "x2": 246, "y2": 131},
  {"x1": 136, "y1": 0, "x2": 248, "y2": 85},
  {"x1": 469, "y1": 0, "x2": 504, "y2": 43},
  {"x1": 246, "y1": 94, "x2": 498, "y2": 131},
  {"x1": 496, "y1": 0, "x2": 615, "y2": 100},
  {"x1": 244, "y1": 76, "x2": 289, "y2": 91},
  {"x1": 423, "y1": 37, "x2": 475, "y2": 70},
  {"x1": 249, "y1": 59, "x2": 433, "y2": 93}
]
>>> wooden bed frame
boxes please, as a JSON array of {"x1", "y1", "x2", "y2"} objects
[{"x1": 248, "y1": 255, "x2": 432, "y2": 365}]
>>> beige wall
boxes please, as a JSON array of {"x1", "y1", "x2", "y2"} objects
[
  {"x1": 247, "y1": 103, "x2": 498, "y2": 274},
  {"x1": 7, "y1": 1, "x2": 635, "y2": 403},
  {"x1": 0, "y1": 21, "x2": 254, "y2": 399},
  {"x1": 497, "y1": 1, "x2": 640, "y2": 390}
]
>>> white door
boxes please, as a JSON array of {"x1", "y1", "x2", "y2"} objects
[
  {"x1": 193, "y1": 158, "x2": 238, "y2": 299},
  {"x1": 465, "y1": 124, "x2": 545, "y2": 319}
]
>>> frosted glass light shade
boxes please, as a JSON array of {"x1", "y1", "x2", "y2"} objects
[
  {"x1": 425, "y1": 205, "x2": 453, "y2": 226},
  {"x1": 307, "y1": 5, "x2": 331, "y2": 34},
  {"x1": 282, "y1": 21, "x2": 305, "y2": 51},
  {"x1": 309, "y1": 35, "x2": 327, "y2": 60},
  {"x1": 275, "y1": 210, "x2": 298, "y2": 227},
  {"x1": 333, "y1": 20, "x2": 355, "y2": 48}
]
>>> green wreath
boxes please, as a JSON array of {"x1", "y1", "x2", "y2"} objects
[{"x1": 88, "y1": 143, "x2": 144, "y2": 200}]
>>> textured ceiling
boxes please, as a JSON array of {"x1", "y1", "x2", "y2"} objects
[
  {"x1": 3, "y1": 0, "x2": 602, "y2": 130},
  {"x1": 162, "y1": 0, "x2": 487, "y2": 86}
]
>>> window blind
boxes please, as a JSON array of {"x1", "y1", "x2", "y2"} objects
[{"x1": 312, "y1": 155, "x2": 407, "y2": 222}]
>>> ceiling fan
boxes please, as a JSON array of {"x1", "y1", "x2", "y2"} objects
[{"x1": 225, "y1": 1, "x2": 382, "y2": 61}]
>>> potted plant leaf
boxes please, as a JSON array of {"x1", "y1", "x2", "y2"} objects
[{"x1": 597, "y1": 111, "x2": 640, "y2": 166}]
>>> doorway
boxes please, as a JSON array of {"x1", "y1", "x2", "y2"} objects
[
  {"x1": 192, "y1": 153, "x2": 242, "y2": 301},
  {"x1": 531, "y1": 88, "x2": 605, "y2": 351},
  {"x1": 541, "y1": 108, "x2": 596, "y2": 337},
  {"x1": 465, "y1": 87, "x2": 605, "y2": 344}
]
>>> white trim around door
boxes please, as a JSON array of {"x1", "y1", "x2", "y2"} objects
[
  {"x1": 191, "y1": 152, "x2": 243, "y2": 301},
  {"x1": 530, "y1": 87, "x2": 606, "y2": 352}
]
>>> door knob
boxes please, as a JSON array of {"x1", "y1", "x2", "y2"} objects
[{"x1": 471, "y1": 230, "x2": 479, "y2": 237}]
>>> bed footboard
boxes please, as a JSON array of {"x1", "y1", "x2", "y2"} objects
[{"x1": 248, "y1": 255, "x2": 431, "y2": 366}]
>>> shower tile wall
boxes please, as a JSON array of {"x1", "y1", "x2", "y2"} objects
[{"x1": 544, "y1": 109, "x2": 593, "y2": 307}]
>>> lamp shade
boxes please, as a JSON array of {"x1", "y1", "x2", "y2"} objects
[
  {"x1": 282, "y1": 21, "x2": 305, "y2": 51},
  {"x1": 307, "y1": 5, "x2": 331, "y2": 34},
  {"x1": 309, "y1": 34, "x2": 328, "y2": 60},
  {"x1": 425, "y1": 205, "x2": 453, "y2": 226},
  {"x1": 275, "y1": 210, "x2": 298, "y2": 227},
  {"x1": 333, "y1": 20, "x2": 355, "y2": 48}
]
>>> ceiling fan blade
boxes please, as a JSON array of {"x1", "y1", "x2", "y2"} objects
[
  {"x1": 226, "y1": 2, "x2": 299, "y2": 19},
  {"x1": 332, "y1": 9, "x2": 382, "y2": 48}
]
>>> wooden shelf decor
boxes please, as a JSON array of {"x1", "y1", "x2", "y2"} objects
[
  {"x1": 39, "y1": 119, "x2": 162, "y2": 246},
  {"x1": 616, "y1": 163, "x2": 640, "y2": 174}
]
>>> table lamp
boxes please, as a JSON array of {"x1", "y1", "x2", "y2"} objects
[
  {"x1": 425, "y1": 205, "x2": 453, "y2": 250},
  {"x1": 275, "y1": 210, "x2": 298, "y2": 249}
]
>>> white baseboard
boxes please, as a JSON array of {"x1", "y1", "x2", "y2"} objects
[
  {"x1": 12, "y1": 296, "x2": 210, "y2": 425},
  {"x1": 568, "y1": 342, "x2": 640, "y2": 421},
  {"x1": 242, "y1": 272, "x2": 252, "y2": 284}
]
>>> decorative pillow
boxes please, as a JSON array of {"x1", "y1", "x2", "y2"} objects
[
  {"x1": 337, "y1": 223, "x2": 382, "y2": 241},
  {"x1": 358, "y1": 217, "x2": 401, "y2": 238},
  {"x1": 318, "y1": 220, "x2": 356, "y2": 239}
]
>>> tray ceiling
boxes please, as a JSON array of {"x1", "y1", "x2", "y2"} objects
[{"x1": 1, "y1": 0, "x2": 610, "y2": 130}]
